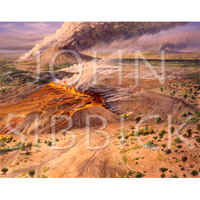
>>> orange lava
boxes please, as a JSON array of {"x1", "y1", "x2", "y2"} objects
[
  {"x1": 47, "y1": 81, "x2": 105, "y2": 105},
  {"x1": 0, "y1": 81, "x2": 106, "y2": 134},
  {"x1": 48, "y1": 81, "x2": 80, "y2": 94}
]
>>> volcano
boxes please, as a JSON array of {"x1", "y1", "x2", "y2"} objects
[
  {"x1": 0, "y1": 81, "x2": 119, "y2": 136},
  {"x1": 25, "y1": 47, "x2": 93, "y2": 67}
]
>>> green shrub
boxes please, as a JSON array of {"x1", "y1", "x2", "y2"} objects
[
  {"x1": 1, "y1": 168, "x2": 8, "y2": 174},
  {"x1": 28, "y1": 169, "x2": 35, "y2": 177},
  {"x1": 165, "y1": 149, "x2": 171, "y2": 159},
  {"x1": 146, "y1": 141, "x2": 154, "y2": 148},
  {"x1": 147, "y1": 128, "x2": 154, "y2": 134},
  {"x1": 124, "y1": 135, "x2": 129, "y2": 140},
  {"x1": 138, "y1": 128, "x2": 154, "y2": 136},
  {"x1": 40, "y1": 174, "x2": 48, "y2": 178},
  {"x1": 134, "y1": 171, "x2": 142, "y2": 178},
  {"x1": 196, "y1": 137, "x2": 200, "y2": 143},
  {"x1": 188, "y1": 111, "x2": 192, "y2": 115},
  {"x1": 182, "y1": 112, "x2": 187, "y2": 117},
  {"x1": 183, "y1": 134, "x2": 187, "y2": 138},
  {"x1": 43, "y1": 167, "x2": 49, "y2": 173},
  {"x1": 177, "y1": 145, "x2": 182, "y2": 150},
  {"x1": 47, "y1": 141, "x2": 52, "y2": 146},
  {"x1": 153, "y1": 136, "x2": 158, "y2": 140},
  {"x1": 36, "y1": 139, "x2": 41, "y2": 143},
  {"x1": 197, "y1": 124, "x2": 200, "y2": 131},
  {"x1": 130, "y1": 125, "x2": 135, "y2": 130},
  {"x1": 181, "y1": 156, "x2": 187, "y2": 164},
  {"x1": 159, "y1": 167, "x2": 168, "y2": 174},
  {"x1": 19, "y1": 145, "x2": 25, "y2": 151},
  {"x1": 120, "y1": 113, "x2": 127, "y2": 119},
  {"x1": 26, "y1": 142, "x2": 32, "y2": 150},
  {"x1": 25, "y1": 151, "x2": 31, "y2": 156},
  {"x1": 122, "y1": 155, "x2": 127, "y2": 164},
  {"x1": 190, "y1": 118, "x2": 199, "y2": 123},
  {"x1": 136, "y1": 116, "x2": 141, "y2": 123},
  {"x1": 170, "y1": 126, "x2": 175, "y2": 133},
  {"x1": 115, "y1": 172, "x2": 120, "y2": 178},
  {"x1": 159, "y1": 129, "x2": 165, "y2": 139},
  {"x1": 186, "y1": 129, "x2": 192, "y2": 138},
  {"x1": 156, "y1": 117, "x2": 161, "y2": 124},
  {"x1": 175, "y1": 137, "x2": 181, "y2": 144},
  {"x1": 5, "y1": 136, "x2": 13, "y2": 143},
  {"x1": 191, "y1": 170, "x2": 198, "y2": 177}
]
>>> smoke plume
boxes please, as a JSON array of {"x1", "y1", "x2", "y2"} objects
[
  {"x1": 160, "y1": 38, "x2": 192, "y2": 51},
  {"x1": 18, "y1": 22, "x2": 188, "y2": 61}
]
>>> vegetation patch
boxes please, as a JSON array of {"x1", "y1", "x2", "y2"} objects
[
  {"x1": 43, "y1": 167, "x2": 49, "y2": 173},
  {"x1": 156, "y1": 154, "x2": 166, "y2": 162}
]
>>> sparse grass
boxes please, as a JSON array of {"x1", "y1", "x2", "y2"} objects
[
  {"x1": 156, "y1": 154, "x2": 166, "y2": 162},
  {"x1": 112, "y1": 161, "x2": 117, "y2": 166},
  {"x1": 44, "y1": 62, "x2": 76, "y2": 71},
  {"x1": 43, "y1": 167, "x2": 49, "y2": 173},
  {"x1": 190, "y1": 117, "x2": 199, "y2": 123},
  {"x1": 19, "y1": 172, "x2": 28, "y2": 178},
  {"x1": 132, "y1": 144, "x2": 142, "y2": 150},
  {"x1": 115, "y1": 172, "x2": 120, "y2": 178},
  {"x1": 0, "y1": 60, "x2": 33, "y2": 86},
  {"x1": 122, "y1": 155, "x2": 127, "y2": 164},
  {"x1": 120, "y1": 149, "x2": 128, "y2": 154},
  {"x1": 149, "y1": 60, "x2": 200, "y2": 68},
  {"x1": 40, "y1": 174, "x2": 48, "y2": 178},
  {"x1": 12, "y1": 169, "x2": 20, "y2": 173}
]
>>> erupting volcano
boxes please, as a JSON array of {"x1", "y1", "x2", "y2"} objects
[{"x1": 0, "y1": 81, "x2": 118, "y2": 136}]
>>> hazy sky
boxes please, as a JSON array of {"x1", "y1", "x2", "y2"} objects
[
  {"x1": 0, "y1": 22, "x2": 200, "y2": 53},
  {"x1": 0, "y1": 22, "x2": 63, "y2": 53}
]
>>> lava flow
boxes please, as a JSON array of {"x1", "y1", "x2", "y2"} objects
[
  {"x1": 48, "y1": 81, "x2": 105, "y2": 106},
  {"x1": 48, "y1": 81, "x2": 79, "y2": 94},
  {"x1": 0, "y1": 81, "x2": 112, "y2": 135}
]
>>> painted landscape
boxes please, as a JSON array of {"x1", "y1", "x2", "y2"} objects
[{"x1": 1, "y1": 22, "x2": 200, "y2": 178}]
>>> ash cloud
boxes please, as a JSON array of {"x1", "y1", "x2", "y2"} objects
[
  {"x1": 160, "y1": 38, "x2": 192, "y2": 51},
  {"x1": 18, "y1": 22, "x2": 187, "y2": 61}
]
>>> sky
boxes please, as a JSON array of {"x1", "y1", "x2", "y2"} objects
[
  {"x1": 0, "y1": 22, "x2": 63, "y2": 53},
  {"x1": 0, "y1": 22, "x2": 200, "y2": 53}
]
